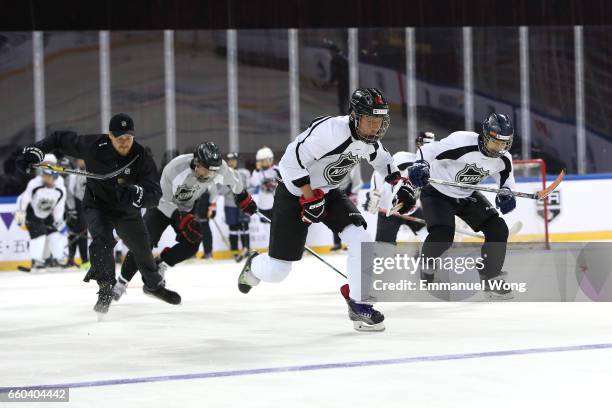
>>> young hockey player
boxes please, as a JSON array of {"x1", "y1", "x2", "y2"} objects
[
  {"x1": 237, "y1": 88, "x2": 417, "y2": 331},
  {"x1": 365, "y1": 131, "x2": 435, "y2": 243},
  {"x1": 222, "y1": 152, "x2": 252, "y2": 261},
  {"x1": 407, "y1": 113, "x2": 517, "y2": 299},
  {"x1": 112, "y1": 142, "x2": 257, "y2": 300},
  {"x1": 250, "y1": 146, "x2": 279, "y2": 222},
  {"x1": 17, "y1": 113, "x2": 181, "y2": 314},
  {"x1": 15, "y1": 154, "x2": 67, "y2": 271}
]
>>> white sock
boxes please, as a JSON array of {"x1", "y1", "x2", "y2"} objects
[
  {"x1": 251, "y1": 253, "x2": 292, "y2": 283},
  {"x1": 339, "y1": 224, "x2": 372, "y2": 302}
]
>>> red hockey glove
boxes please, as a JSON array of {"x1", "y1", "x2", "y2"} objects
[{"x1": 299, "y1": 189, "x2": 326, "y2": 224}]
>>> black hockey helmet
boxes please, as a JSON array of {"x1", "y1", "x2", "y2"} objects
[
  {"x1": 193, "y1": 142, "x2": 222, "y2": 181},
  {"x1": 479, "y1": 113, "x2": 514, "y2": 158},
  {"x1": 226, "y1": 152, "x2": 239, "y2": 161},
  {"x1": 348, "y1": 88, "x2": 390, "y2": 144},
  {"x1": 416, "y1": 131, "x2": 435, "y2": 148}
]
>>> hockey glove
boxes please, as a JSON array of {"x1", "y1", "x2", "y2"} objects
[
  {"x1": 173, "y1": 212, "x2": 203, "y2": 244},
  {"x1": 363, "y1": 190, "x2": 381, "y2": 214},
  {"x1": 299, "y1": 189, "x2": 326, "y2": 224},
  {"x1": 65, "y1": 209, "x2": 79, "y2": 230},
  {"x1": 495, "y1": 187, "x2": 516, "y2": 214},
  {"x1": 392, "y1": 182, "x2": 417, "y2": 215},
  {"x1": 115, "y1": 183, "x2": 145, "y2": 208},
  {"x1": 407, "y1": 160, "x2": 430, "y2": 188},
  {"x1": 235, "y1": 191, "x2": 258, "y2": 215},
  {"x1": 53, "y1": 219, "x2": 65, "y2": 231},
  {"x1": 16, "y1": 146, "x2": 45, "y2": 173}
]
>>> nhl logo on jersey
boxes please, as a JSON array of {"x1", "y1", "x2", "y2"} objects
[
  {"x1": 323, "y1": 152, "x2": 360, "y2": 185},
  {"x1": 175, "y1": 184, "x2": 199, "y2": 202},
  {"x1": 537, "y1": 190, "x2": 561, "y2": 222},
  {"x1": 38, "y1": 198, "x2": 55, "y2": 212},
  {"x1": 455, "y1": 164, "x2": 490, "y2": 185}
]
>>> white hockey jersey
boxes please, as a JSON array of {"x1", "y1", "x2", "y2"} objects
[
  {"x1": 249, "y1": 165, "x2": 280, "y2": 210},
  {"x1": 157, "y1": 154, "x2": 244, "y2": 218},
  {"x1": 279, "y1": 115, "x2": 399, "y2": 197},
  {"x1": 66, "y1": 173, "x2": 87, "y2": 210},
  {"x1": 18, "y1": 176, "x2": 66, "y2": 221},
  {"x1": 221, "y1": 168, "x2": 250, "y2": 209},
  {"x1": 418, "y1": 131, "x2": 516, "y2": 199}
]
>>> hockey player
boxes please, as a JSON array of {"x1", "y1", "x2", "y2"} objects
[
  {"x1": 237, "y1": 88, "x2": 417, "y2": 331},
  {"x1": 250, "y1": 146, "x2": 279, "y2": 222},
  {"x1": 15, "y1": 154, "x2": 67, "y2": 271},
  {"x1": 365, "y1": 131, "x2": 435, "y2": 243},
  {"x1": 65, "y1": 159, "x2": 89, "y2": 268},
  {"x1": 113, "y1": 142, "x2": 258, "y2": 300},
  {"x1": 16, "y1": 113, "x2": 181, "y2": 314},
  {"x1": 407, "y1": 113, "x2": 517, "y2": 299},
  {"x1": 221, "y1": 152, "x2": 252, "y2": 261}
]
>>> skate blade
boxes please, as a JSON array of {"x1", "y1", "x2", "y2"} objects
[
  {"x1": 353, "y1": 321, "x2": 386, "y2": 332},
  {"x1": 484, "y1": 291, "x2": 514, "y2": 301}
]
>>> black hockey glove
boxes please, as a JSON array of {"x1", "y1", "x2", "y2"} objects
[
  {"x1": 299, "y1": 189, "x2": 326, "y2": 223},
  {"x1": 235, "y1": 191, "x2": 258, "y2": 215},
  {"x1": 172, "y1": 211, "x2": 203, "y2": 244},
  {"x1": 16, "y1": 146, "x2": 45, "y2": 173},
  {"x1": 392, "y1": 182, "x2": 417, "y2": 215},
  {"x1": 65, "y1": 209, "x2": 79, "y2": 230},
  {"x1": 495, "y1": 187, "x2": 516, "y2": 214},
  {"x1": 115, "y1": 183, "x2": 144, "y2": 208},
  {"x1": 408, "y1": 160, "x2": 430, "y2": 188}
]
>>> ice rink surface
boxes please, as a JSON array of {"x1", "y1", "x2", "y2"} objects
[{"x1": 1, "y1": 254, "x2": 611, "y2": 407}]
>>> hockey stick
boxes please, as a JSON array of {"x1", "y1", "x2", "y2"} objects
[
  {"x1": 30, "y1": 154, "x2": 140, "y2": 180},
  {"x1": 211, "y1": 218, "x2": 231, "y2": 249},
  {"x1": 257, "y1": 211, "x2": 347, "y2": 279},
  {"x1": 378, "y1": 209, "x2": 523, "y2": 239},
  {"x1": 429, "y1": 169, "x2": 566, "y2": 200}
]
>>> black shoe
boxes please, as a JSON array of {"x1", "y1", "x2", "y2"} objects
[
  {"x1": 330, "y1": 244, "x2": 343, "y2": 252},
  {"x1": 480, "y1": 271, "x2": 514, "y2": 300},
  {"x1": 143, "y1": 284, "x2": 182, "y2": 305},
  {"x1": 94, "y1": 283, "x2": 113, "y2": 314}
]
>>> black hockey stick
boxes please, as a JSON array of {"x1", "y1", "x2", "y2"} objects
[
  {"x1": 257, "y1": 211, "x2": 347, "y2": 279},
  {"x1": 30, "y1": 154, "x2": 140, "y2": 180}
]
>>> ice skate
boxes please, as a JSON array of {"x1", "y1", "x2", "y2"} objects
[
  {"x1": 238, "y1": 251, "x2": 260, "y2": 294},
  {"x1": 340, "y1": 284, "x2": 385, "y2": 332},
  {"x1": 112, "y1": 276, "x2": 128, "y2": 301},
  {"x1": 94, "y1": 282, "x2": 114, "y2": 316},
  {"x1": 481, "y1": 271, "x2": 514, "y2": 300},
  {"x1": 142, "y1": 283, "x2": 181, "y2": 305}
]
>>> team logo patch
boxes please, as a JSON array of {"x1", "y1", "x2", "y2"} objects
[
  {"x1": 455, "y1": 164, "x2": 490, "y2": 185},
  {"x1": 537, "y1": 190, "x2": 561, "y2": 222},
  {"x1": 124, "y1": 168, "x2": 131, "y2": 175},
  {"x1": 38, "y1": 198, "x2": 55, "y2": 212},
  {"x1": 323, "y1": 153, "x2": 360, "y2": 185},
  {"x1": 175, "y1": 184, "x2": 200, "y2": 202}
]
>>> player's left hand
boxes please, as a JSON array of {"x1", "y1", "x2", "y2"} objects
[
  {"x1": 392, "y1": 183, "x2": 417, "y2": 215},
  {"x1": 495, "y1": 187, "x2": 516, "y2": 214},
  {"x1": 174, "y1": 212, "x2": 203, "y2": 244},
  {"x1": 115, "y1": 183, "x2": 144, "y2": 208}
]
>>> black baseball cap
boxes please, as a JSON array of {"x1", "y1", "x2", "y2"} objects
[{"x1": 109, "y1": 113, "x2": 135, "y2": 137}]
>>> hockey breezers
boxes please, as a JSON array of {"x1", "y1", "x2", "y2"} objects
[{"x1": 256, "y1": 211, "x2": 347, "y2": 279}]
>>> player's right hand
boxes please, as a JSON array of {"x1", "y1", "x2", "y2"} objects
[
  {"x1": 408, "y1": 160, "x2": 430, "y2": 188},
  {"x1": 16, "y1": 146, "x2": 45, "y2": 173},
  {"x1": 299, "y1": 189, "x2": 326, "y2": 224},
  {"x1": 173, "y1": 212, "x2": 203, "y2": 244},
  {"x1": 364, "y1": 190, "x2": 381, "y2": 214}
]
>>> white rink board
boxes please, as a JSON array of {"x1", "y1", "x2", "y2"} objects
[{"x1": 1, "y1": 177, "x2": 612, "y2": 264}]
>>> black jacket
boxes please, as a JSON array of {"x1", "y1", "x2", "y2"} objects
[{"x1": 34, "y1": 131, "x2": 162, "y2": 213}]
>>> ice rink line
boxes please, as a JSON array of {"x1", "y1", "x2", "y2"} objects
[{"x1": 2, "y1": 342, "x2": 610, "y2": 393}]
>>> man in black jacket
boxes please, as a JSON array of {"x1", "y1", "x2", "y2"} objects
[{"x1": 17, "y1": 113, "x2": 181, "y2": 314}]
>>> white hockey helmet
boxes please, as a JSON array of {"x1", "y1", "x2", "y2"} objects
[
  {"x1": 43, "y1": 153, "x2": 57, "y2": 164},
  {"x1": 256, "y1": 147, "x2": 274, "y2": 161}
]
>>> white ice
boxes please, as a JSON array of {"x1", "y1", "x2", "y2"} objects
[{"x1": 1, "y1": 254, "x2": 611, "y2": 408}]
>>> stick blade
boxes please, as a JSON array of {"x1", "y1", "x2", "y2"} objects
[{"x1": 536, "y1": 169, "x2": 565, "y2": 200}]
